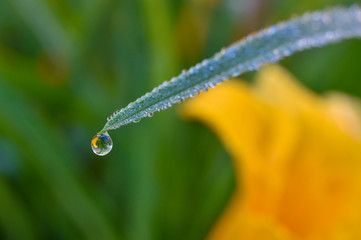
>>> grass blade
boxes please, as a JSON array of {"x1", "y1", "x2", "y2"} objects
[{"x1": 99, "y1": 5, "x2": 361, "y2": 134}]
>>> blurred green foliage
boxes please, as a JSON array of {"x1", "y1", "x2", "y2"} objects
[{"x1": 0, "y1": 0, "x2": 360, "y2": 239}]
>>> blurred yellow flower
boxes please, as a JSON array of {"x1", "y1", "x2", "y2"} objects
[{"x1": 181, "y1": 64, "x2": 361, "y2": 240}]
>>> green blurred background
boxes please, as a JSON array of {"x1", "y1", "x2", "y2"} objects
[{"x1": 0, "y1": 0, "x2": 360, "y2": 239}]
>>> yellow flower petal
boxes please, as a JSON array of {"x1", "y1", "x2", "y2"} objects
[
  {"x1": 323, "y1": 92, "x2": 361, "y2": 140},
  {"x1": 180, "y1": 64, "x2": 361, "y2": 240}
]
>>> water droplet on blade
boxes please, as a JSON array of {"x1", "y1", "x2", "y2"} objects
[
  {"x1": 132, "y1": 117, "x2": 141, "y2": 123},
  {"x1": 91, "y1": 132, "x2": 113, "y2": 156}
]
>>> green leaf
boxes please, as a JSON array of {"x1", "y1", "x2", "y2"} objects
[{"x1": 99, "y1": 5, "x2": 361, "y2": 135}]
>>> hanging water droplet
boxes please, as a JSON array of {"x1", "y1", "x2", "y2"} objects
[
  {"x1": 91, "y1": 132, "x2": 113, "y2": 156},
  {"x1": 147, "y1": 112, "x2": 154, "y2": 117}
]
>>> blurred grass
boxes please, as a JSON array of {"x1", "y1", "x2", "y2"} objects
[{"x1": 0, "y1": 0, "x2": 360, "y2": 239}]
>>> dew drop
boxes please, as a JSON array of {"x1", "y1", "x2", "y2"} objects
[
  {"x1": 91, "y1": 132, "x2": 113, "y2": 156},
  {"x1": 220, "y1": 48, "x2": 226, "y2": 55},
  {"x1": 132, "y1": 117, "x2": 141, "y2": 123},
  {"x1": 147, "y1": 112, "x2": 154, "y2": 117}
]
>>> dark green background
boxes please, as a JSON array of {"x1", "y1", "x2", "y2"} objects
[{"x1": 0, "y1": 0, "x2": 360, "y2": 239}]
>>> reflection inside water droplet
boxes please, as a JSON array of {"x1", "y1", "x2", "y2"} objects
[{"x1": 91, "y1": 132, "x2": 113, "y2": 156}]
